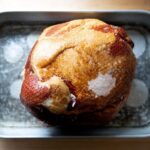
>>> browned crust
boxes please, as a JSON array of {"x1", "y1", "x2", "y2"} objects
[
  {"x1": 27, "y1": 89, "x2": 128, "y2": 126},
  {"x1": 20, "y1": 19, "x2": 136, "y2": 125}
]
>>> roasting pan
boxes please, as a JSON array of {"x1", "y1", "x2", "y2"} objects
[{"x1": 0, "y1": 11, "x2": 150, "y2": 138}]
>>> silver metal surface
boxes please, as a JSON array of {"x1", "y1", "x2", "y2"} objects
[{"x1": 0, "y1": 11, "x2": 150, "y2": 138}]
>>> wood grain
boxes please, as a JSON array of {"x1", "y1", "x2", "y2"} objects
[{"x1": 0, "y1": 0, "x2": 150, "y2": 150}]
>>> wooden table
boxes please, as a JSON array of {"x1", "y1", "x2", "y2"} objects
[
  {"x1": 0, "y1": 0, "x2": 150, "y2": 150},
  {"x1": 1, "y1": 139, "x2": 150, "y2": 150}
]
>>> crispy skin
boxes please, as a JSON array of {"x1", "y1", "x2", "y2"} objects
[{"x1": 20, "y1": 19, "x2": 136, "y2": 125}]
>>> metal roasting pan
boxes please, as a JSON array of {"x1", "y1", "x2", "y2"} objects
[{"x1": 0, "y1": 11, "x2": 150, "y2": 138}]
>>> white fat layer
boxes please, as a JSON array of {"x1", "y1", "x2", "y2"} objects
[
  {"x1": 40, "y1": 76, "x2": 70, "y2": 114},
  {"x1": 42, "y1": 97, "x2": 69, "y2": 114},
  {"x1": 32, "y1": 40, "x2": 63, "y2": 66},
  {"x1": 42, "y1": 99, "x2": 52, "y2": 107},
  {"x1": 88, "y1": 73, "x2": 116, "y2": 97},
  {"x1": 31, "y1": 40, "x2": 65, "y2": 78}
]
